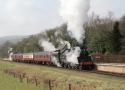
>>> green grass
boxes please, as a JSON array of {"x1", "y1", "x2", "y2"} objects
[
  {"x1": 0, "y1": 60, "x2": 125, "y2": 90},
  {"x1": 0, "y1": 69, "x2": 42, "y2": 90}
]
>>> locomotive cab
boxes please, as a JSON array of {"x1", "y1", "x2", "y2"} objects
[{"x1": 78, "y1": 48, "x2": 95, "y2": 70}]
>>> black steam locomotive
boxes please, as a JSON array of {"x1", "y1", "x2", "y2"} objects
[{"x1": 55, "y1": 45, "x2": 95, "y2": 70}]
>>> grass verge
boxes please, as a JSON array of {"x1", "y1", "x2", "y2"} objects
[{"x1": 0, "y1": 60, "x2": 125, "y2": 90}]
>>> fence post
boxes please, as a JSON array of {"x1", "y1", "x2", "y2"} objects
[
  {"x1": 69, "y1": 84, "x2": 71, "y2": 90},
  {"x1": 13, "y1": 73, "x2": 16, "y2": 78},
  {"x1": 35, "y1": 77, "x2": 38, "y2": 86},
  {"x1": 49, "y1": 80, "x2": 52, "y2": 90},
  {"x1": 22, "y1": 73, "x2": 26, "y2": 78},
  {"x1": 20, "y1": 74, "x2": 23, "y2": 82},
  {"x1": 26, "y1": 77, "x2": 29, "y2": 84}
]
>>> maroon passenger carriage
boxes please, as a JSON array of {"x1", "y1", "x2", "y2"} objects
[
  {"x1": 12, "y1": 53, "x2": 23, "y2": 61},
  {"x1": 11, "y1": 52, "x2": 53, "y2": 65},
  {"x1": 33, "y1": 52, "x2": 52, "y2": 65},
  {"x1": 22, "y1": 53, "x2": 34, "y2": 61}
]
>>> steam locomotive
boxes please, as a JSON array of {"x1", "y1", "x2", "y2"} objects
[{"x1": 11, "y1": 44, "x2": 95, "y2": 70}]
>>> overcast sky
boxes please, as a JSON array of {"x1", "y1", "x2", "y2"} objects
[{"x1": 0, "y1": 0, "x2": 125, "y2": 37}]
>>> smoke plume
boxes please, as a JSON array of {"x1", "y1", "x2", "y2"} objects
[
  {"x1": 39, "y1": 39, "x2": 61, "y2": 67},
  {"x1": 59, "y1": 0, "x2": 90, "y2": 43},
  {"x1": 40, "y1": 40, "x2": 56, "y2": 52},
  {"x1": 66, "y1": 47, "x2": 81, "y2": 64},
  {"x1": 39, "y1": 0, "x2": 91, "y2": 66}
]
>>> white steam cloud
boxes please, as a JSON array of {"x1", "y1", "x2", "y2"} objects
[
  {"x1": 39, "y1": 0, "x2": 91, "y2": 66},
  {"x1": 40, "y1": 40, "x2": 56, "y2": 52},
  {"x1": 66, "y1": 47, "x2": 81, "y2": 64},
  {"x1": 39, "y1": 40, "x2": 61, "y2": 67},
  {"x1": 59, "y1": 0, "x2": 90, "y2": 43}
]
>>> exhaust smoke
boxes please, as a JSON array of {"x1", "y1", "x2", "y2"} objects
[
  {"x1": 59, "y1": 0, "x2": 91, "y2": 65},
  {"x1": 39, "y1": 39, "x2": 61, "y2": 67},
  {"x1": 39, "y1": 0, "x2": 91, "y2": 66},
  {"x1": 66, "y1": 47, "x2": 81, "y2": 64},
  {"x1": 59, "y1": 0, "x2": 90, "y2": 43},
  {"x1": 40, "y1": 40, "x2": 56, "y2": 52}
]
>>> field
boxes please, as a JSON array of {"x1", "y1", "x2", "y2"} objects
[{"x1": 0, "y1": 60, "x2": 125, "y2": 90}]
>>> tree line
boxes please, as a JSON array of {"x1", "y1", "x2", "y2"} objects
[{"x1": 0, "y1": 14, "x2": 125, "y2": 58}]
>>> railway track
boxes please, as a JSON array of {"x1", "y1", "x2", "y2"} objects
[
  {"x1": 2, "y1": 60, "x2": 125, "y2": 78},
  {"x1": 56, "y1": 66, "x2": 125, "y2": 78},
  {"x1": 91, "y1": 70, "x2": 125, "y2": 78}
]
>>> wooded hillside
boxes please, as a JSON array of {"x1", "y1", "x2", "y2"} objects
[{"x1": 0, "y1": 15, "x2": 125, "y2": 58}]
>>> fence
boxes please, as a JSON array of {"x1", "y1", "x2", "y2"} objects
[
  {"x1": 4, "y1": 68, "x2": 96, "y2": 90},
  {"x1": 94, "y1": 55, "x2": 125, "y2": 63}
]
